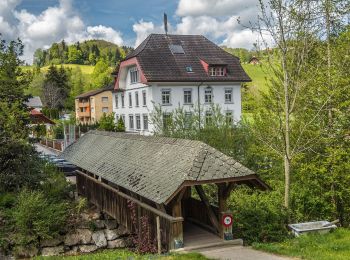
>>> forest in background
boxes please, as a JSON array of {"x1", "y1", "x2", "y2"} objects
[{"x1": 33, "y1": 39, "x2": 133, "y2": 67}]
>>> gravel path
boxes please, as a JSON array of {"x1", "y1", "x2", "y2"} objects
[{"x1": 196, "y1": 246, "x2": 293, "y2": 260}]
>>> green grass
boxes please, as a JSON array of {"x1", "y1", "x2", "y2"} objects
[
  {"x1": 253, "y1": 228, "x2": 350, "y2": 260},
  {"x1": 34, "y1": 250, "x2": 209, "y2": 260},
  {"x1": 242, "y1": 63, "x2": 270, "y2": 94},
  {"x1": 21, "y1": 64, "x2": 95, "y2": 74}
]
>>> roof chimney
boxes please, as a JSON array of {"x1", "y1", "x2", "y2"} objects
[{"x1": 164, "y1": 13, "x2": 168, "y2": 35}]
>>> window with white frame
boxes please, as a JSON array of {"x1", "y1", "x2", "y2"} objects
[
  {"x1": 209, "y1": 66, "x2": 225, "y2": 76},
  {"x1": 143, "y1": 114, "x2": 148, "y2": 130},
  {"x1": 135, "y1": 114, "x2": 141, "y2": 130},
  {"x1": 102, "y1": 107, "x2": 109, "y2": 113},
  {"x1": 129, "y1": 114, "x2": 134, "y2": 129},
  {"x1": 130, "y1": 67, "x2": 139, "y2": 83},
  {"x1": 115, "y1": 114, "x2": 119, "y2": 121},
  {"x1": 101, "y1": 97, "x2": 108, "y2": 103},
  {"x1": 205, "y1": 110, "x2": 212, "y2": 125},
  {"x1": 121, "y1": 114, "x2": 125, "y2": 123},
  {"x1": 115, "y1": 95, "x2": 118, "y2": 108},
  {"x1": 121, "y1": 93, "x2": 125, "y2": 107},
  {"x1": 142, "y1": 90, "x2": 147, "y2": 106},
  {"x1": 204, "y1": 87, "x2": 213, "y2": 103},
  {"x1": 183, "y1": 89, "x2": 192, "y2": 104},
  {"x1": 209, "y1": 67, "x2": 215, "y2": 76},
  {"x1": 128, "y1": 92, "x2": 132, "y2": 107},
  {"x1": 225, "y1": 111, "x2": 233, "y2": 125},
  {"x1": 225, "y1": 88, "x2": 233, "y2": 103},
  {"x1": 217, "y1": 67, "x2": 225, "y2": 76},
  {"x1": 161, "y1": 89, "x2": 171, "y2": 105},
  {"x1": 135, "y1": 91, "x2": 139, "y2": 107}
]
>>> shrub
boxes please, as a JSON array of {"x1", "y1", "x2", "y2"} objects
[
  {"x1": 116, "y1": 116, "x2": 125, "y2": 132},
  {"x1": 228, "y1": 186, "x2": 290, "y2": 244},
  {"x1": 40, "y1": 164, "x2": 72, "y2": 202},
  {"x1": 12, "y1": 189, "x2": 69, "y2": 246},
  {"x1": 98, "y1": 113, "x2": 116, "y2": 132}
]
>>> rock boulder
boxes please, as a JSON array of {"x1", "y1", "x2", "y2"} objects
[
  {"x1": 41, "y1": 246, "x2": 64, "y2": 256},
  {"x1": 92, "y1": 230, "x2": 107, "y2": 248},
  {"x1": 107, "y1": 239, "x2": 126, "y2": 249}
]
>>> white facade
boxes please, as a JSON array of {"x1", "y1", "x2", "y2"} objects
[{"x1": 113, "y1": 67, "x2": 242, "y2": 135}]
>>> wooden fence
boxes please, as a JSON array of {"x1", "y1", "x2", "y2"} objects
[
  {"x1": 40, "y1": 138, "x2": 64, "y2": 152},
  {"x1": 76, "y1": 171, "x2": 183, "y2": 251}
]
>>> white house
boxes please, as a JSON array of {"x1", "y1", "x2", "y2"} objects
[{"x1": 112, "y1": 34, "x2": 251, "y2": 135}]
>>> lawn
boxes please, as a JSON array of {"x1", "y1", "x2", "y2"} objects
[
  {"x1": 34, "y1": 250, "x2": 209, "y2": 260},
  {"x1": 242, "y1": 63, "x2": 271, "y2": 94},
  {"x1": 21, "y1": 64, "x2": 95, "y2": 74},
  {"x1": 253, "y1": 228, "x2": 350, "y2": 260}
]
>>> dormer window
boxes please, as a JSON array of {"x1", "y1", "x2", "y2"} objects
[
  {"x1": 130, "y1": 67, "x2": 139, "y2": 83},
  {"x1": 209, "y1": 66, "x2": 225, "y2": 76}
]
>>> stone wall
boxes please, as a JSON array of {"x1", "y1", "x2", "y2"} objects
[
  {"x1": 11, "y1": 205, "x2": 131, "y2": 258},
  {"x1": 40, "y1": 207, "x2": 131, "y2": 257}
]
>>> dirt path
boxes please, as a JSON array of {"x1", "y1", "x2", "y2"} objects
[{"x1": 196, "y1": 246, "x2": 293, "y2": 260}]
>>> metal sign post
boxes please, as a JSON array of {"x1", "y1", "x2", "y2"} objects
[{"x1": 222, "y1": 213, "x2": 233, "y2": 240}]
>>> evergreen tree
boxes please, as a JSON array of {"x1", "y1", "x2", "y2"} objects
[{"x1": 0, "y1": 37, "x2": 42, "y2": 191}]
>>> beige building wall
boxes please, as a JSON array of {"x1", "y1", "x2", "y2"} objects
[{"x1": 90, "y1": 90, "x2": 113, "y2": 123}]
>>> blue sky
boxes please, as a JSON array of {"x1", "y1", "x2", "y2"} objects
[
  {"x1": 17, "y1": 0, "x2": 179, "y2": 45},
  {"x1": 1, "y1": 0, "x2": 262, "y2": 63}
]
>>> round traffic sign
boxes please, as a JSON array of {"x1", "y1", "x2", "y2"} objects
[{"x1": 222, "y1": 214, "x2": 233, "y2": 227}]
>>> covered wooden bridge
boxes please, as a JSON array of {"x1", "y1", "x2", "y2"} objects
[{"x1": 61, "y1": 130, "x2": 269, "y2": 251}]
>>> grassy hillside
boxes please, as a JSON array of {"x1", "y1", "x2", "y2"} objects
[{"x1": 242, "y1": 63, "x2": 270, "y2": 94}]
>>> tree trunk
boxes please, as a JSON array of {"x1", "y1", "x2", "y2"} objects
[{"x1": 284, "y1": 155, "x2": 290, "y2": 208}]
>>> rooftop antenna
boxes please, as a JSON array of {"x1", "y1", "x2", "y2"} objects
[{"x1": 164, "y1": 13, "x2": 168, "y2": 35}]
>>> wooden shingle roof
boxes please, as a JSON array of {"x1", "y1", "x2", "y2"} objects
[
  {"x1": 124, "y1": 34, "x2": 251, "y2": 83},
  {"x1": 61, "y1": 131, "x2": 267, "y2": 204}
]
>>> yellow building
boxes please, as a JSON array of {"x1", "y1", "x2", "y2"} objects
[{"x1": 75, "y1": 85, "x2": 114, "y2": 124}]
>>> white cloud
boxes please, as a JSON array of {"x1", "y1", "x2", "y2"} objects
[
  {"x1": 176, "y1": 0, "x2": 259, "y2": 17},
  {"x1": 85, "y1": 25, "x2": 123, "y2": 45},
  {"x1": 0, "y1": 0, "x2": 124, "y2": 63},
  {"x1": 132, "y1": 0, "x2": 267, "y2": 51},
  {"x1": 133, "y1": 20, "x2": 161, "y2": 47}
]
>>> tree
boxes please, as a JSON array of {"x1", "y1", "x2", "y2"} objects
[
  {"x1": 98, "y1": 113, "x2": 116, "y2": 131},
  {"x1": 33, "y1": 49, "x2": 45, "y2": 67},
  {"x1": 42, "y1": 65, "x2": 70, "y2": 110},
  {"x1": 252, "y1": 0, "x2": 321, "y2": 209},
  {"x1": 0, "y1": 37, "x2": 43, "y2": 191},
  {"x1": 67, "y1": 45, "x2": 83, "y2": 64},
  {"x1": 90, "y1": 59, "x2": 113, "y2": 89},
  {"x1": 115, "y1": 116, "x2": 125, "y2": 132}
]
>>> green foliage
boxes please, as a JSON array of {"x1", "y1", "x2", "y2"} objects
[
  {"x1": 33, "y1": 124, "x2": 46, "y2": 138},
  {"x1": 33, "y1": 250, "x2": 208, "y2": 260},
  {"x1": 42, "y1": 107, "x2": 60, "y2": 119},
  {"x1": 67, "y1": 45, "x2": 83, "y2": 64},
  {"x1": 52, "y1": 120, "x2": 64, "y2": 139},
  {"x1": 34, "y1": 39, "x2": 133, "y2": 67},
  {"x1": 98, "y1": 113, "x2": 116, "y2": 131},
  {"x1": 90, "y1": 59, "x2": 113, "y2": 89},
  {"x1": 116, "y1": 116, "x2": 125, "y2": 132},
  {"x1": 12, "y1": 189, "x2": 68, "y2": 246},
  {"x1": 253, "y1": 228, "x2": 350, "y2": 260},
  {"x1": 42, "y1": 65, "x2": 71, "y2": 110},
  {"x1": 229, "y1": 187, "x2": 290, "y2": 244}
]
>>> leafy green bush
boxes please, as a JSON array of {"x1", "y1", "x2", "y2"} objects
[
  {"x1": 229, "y1": 187, "x2": 290, "y2": 244},
  {"x1": 116, "y1": 116, "x2": 125, "y2": 132},
  {"x1": 98, "y1": 112, "x2": 116, "y2": 132},
  {"x1": 13, "y1": 189, "x2": 69, "y2": 246},
  {"x1": 0, "y1": 193, "x2": 16, "y2": 209}
]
